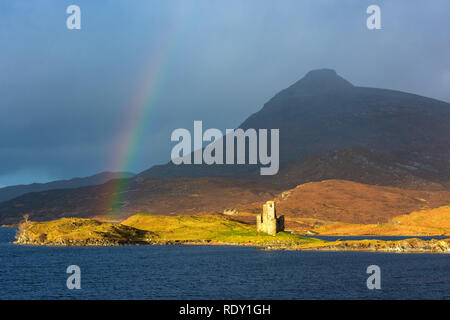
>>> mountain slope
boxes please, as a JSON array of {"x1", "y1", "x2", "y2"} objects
[
  {"x1": 233, "y1": 179, "x2": 450, "y2": 224},
  {"x1": 139, "y1": 69, "x2": 450, "y2": 182},
  {"x1": 0, "y1": 177, "x2": 279, "y2": 225},
  {"x1": 260, "y1": 147, "x2": 450, "y2": 191},
  {"x1": 2, "y1": 146, "x2": 448, "y2": 225},
  {"x1": 0, "y1": 171, "x2": 135, "y2": 203},
  {"x1": 1, "y1": 174, "x2": 449, "y2": 226},
  {"x1": 308, "y1": 205, "x2": 450, "y2": 236}
]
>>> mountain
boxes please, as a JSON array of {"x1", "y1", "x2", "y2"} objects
[
  {"x1": 0, "y1": 171, "x2": 135, "y2": 203},
  {"x1": 139, "y1": 69, "x2": 450, "y2": 182},
  {"x1": 1, "y1": 69, "x2": 449, "y2": 225}
]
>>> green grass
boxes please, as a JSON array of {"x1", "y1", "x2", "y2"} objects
[
  {"x1": 121, "y1": 214, "x2": 318, "y2": 245},
  {"x1": 16, "y1": 214, "x2": 322, "y2": 246}
]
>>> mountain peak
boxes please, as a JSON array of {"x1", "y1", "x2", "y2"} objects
[{"x1": 286, "y1": 69, "x2": 354, "y2": 95}]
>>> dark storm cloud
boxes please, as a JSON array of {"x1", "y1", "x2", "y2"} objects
[{"x1": 1, "y1": 0, "x2": 449, "y2": 186}]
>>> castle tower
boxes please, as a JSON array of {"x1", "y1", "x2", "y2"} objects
[{"x1": 256, "y1": 201, "x2": 284, "y2": 236}]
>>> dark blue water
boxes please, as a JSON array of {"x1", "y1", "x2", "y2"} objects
[{"x1": 1, "y1": 228, "x2": 449, "y2": 299}]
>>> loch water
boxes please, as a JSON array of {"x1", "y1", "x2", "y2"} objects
[{"x1": 1, "y1": 228, "x2": 449, "y2": 299}]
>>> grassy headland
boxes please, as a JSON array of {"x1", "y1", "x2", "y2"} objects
[
  {"x1": 13, "y1": 213, "x2": 450, "y2": 252},
  {"x1": 14, "y1": 218, "x2": 155, "y2": 246},
  {"x1": 15, "y1": 214, "x2": 318, "y2": 246}
]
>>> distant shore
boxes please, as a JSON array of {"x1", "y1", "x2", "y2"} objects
[{"x1": 264, "y1": 238, "x2": 450, "y2": 253}]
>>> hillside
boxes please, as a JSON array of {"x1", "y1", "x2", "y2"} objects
[
  {"x1": 261, "y1": 148, "x2": 450, "y2": 191},
  {"x1": 232, "y1": 180, "x2": 450, "y2": 224},
  {"x1": 305, "y1": 205, "x2": 450, "y2": 236},
  {"x1": 0, "y1": 171, "x2": 135, "y2": 203},
  {"x1": 0, "y1": 177, "x2": 279, "y2": 225},
  {"x1": 2, "y1": 177, "x2": 449, "y2": 227}
]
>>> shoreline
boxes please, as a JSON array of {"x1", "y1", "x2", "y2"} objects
[
  {"x1": 12, "y1": 237, "x2": 450, "y2": 254},
  {"x1": 4, "y1": 224, "x2": 448, "y2": 238}
]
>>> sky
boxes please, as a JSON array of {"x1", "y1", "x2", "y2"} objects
[{"x1": 1, "y1": 0, "x2": 450, "y2": 187}]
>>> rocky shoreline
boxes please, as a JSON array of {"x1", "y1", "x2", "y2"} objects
[
  {"x1": 265, "y1": 238, "x2": 450, "y2": 253},
  {"x1": 14, "y1": 230, "x2": 258, "y2": 247},
  {"x1": 14, "y1": 233, "x2": 450, "y2": 253},
  {"x1": 14, "y1": 236, "x2": 267, "y2": 247}
]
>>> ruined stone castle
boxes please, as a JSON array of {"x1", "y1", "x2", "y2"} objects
[{"x1": 256, "y1": 201, "x2": 284, "y2": 236}]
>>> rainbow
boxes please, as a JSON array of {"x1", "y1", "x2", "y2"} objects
[
  {"x1": 102, "y1": 48, "x2": 169, "y2": 220},
  {"x1": 100, "y1": 6, "x2": 194, "y2": 220}
]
